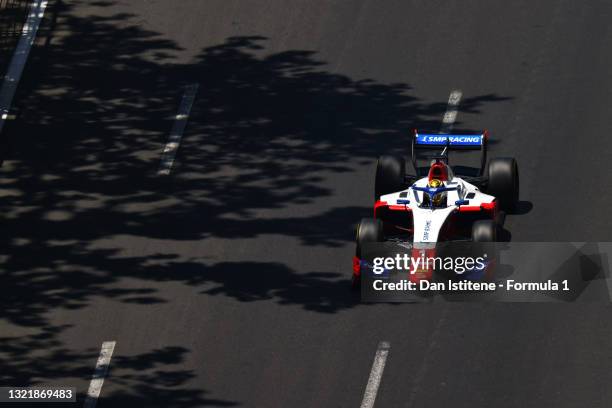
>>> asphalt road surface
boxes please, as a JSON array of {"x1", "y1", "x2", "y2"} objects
[{"x1": 2, "y1": 1, "x2": 612, "y2": 407}]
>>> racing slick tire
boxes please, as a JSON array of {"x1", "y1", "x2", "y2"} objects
[
  {"x1": 375, "y1": 155, "x2": 405, "y2": 200},
  {"x1": 356, "y1": 218, "x2": 383, "y2": 257},
  {"x1": 472, "y1": 220, "x2": 497, "y2": 242},
  {"x1": 486, "y1": 158, "x2": 519, "y2": 212},
  {"x1": 471, "y1": 220, "x2": 499, "y2": 281},
  {"x1": 353, "y1": 218, "x2": 383, "y2": 289}
]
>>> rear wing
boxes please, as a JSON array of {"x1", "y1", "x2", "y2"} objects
[{"x1": 411, "y1": 129, "x2": 489, "y2": 176}]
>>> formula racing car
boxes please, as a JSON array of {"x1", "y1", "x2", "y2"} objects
[{"x1": 352, "y1": 130, "x2": 519, "y2": 287}]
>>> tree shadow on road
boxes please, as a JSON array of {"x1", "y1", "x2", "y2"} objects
[
  {"x1": 0, "y1": 0, "x2": 516, "y2": 325},
  {"x1": 0, "y1": 327, "x2": 236, "y2": 407},
  {"x1": 0, "y1": 1, "x2": 513, "y2": 404}
]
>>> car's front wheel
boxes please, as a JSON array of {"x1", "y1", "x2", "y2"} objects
[
  {"x1": 472, "y1": 220, "x2": 497, "y2": 242},
  {"x1": 354, "y1": 218, "x2": 384, "y2": 289},
  {"x1": 356, "y1": 218, "x2": 383, "y2": 257}
]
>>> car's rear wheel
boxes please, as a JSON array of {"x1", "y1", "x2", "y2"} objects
[
  {"x1": 375, "y1": 155, "x2": 405, "y2": 200},
  {"x1": 486, "y1": 157, "x2": 519, "y2": 212}
]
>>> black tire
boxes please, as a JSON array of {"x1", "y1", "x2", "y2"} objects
[
  {"x1": 351, "y1": 274, "x2": 361, "y2": 291},
  {"x1": 472, "y1": 220, "x2": 497, "y2": 242},
  {"x1": 375, "y1": 155, "x2": 405, "y2": 200},
  {"x1": 356, "y1": 218, "x2": 383, "y2": 258},
  {"x1": 486, "y1": 158, "x2": 519, "y2": 212},
  {"x1": 354, "y1": 218, "x2": 383, "y2": 290}
]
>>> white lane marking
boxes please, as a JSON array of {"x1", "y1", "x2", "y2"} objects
[
  {"x1": 158, "y1": 83, "x2": 199, "y2": 175},
  {"x1": 0, "y1": 0, "x2": 48, "y2": 136},
  {"x1": 360, "y1": 341, "x2": 390, "y2": 408},
  {"x1": 83, "y1": 341, "x2": 116, "y2": 408},
  {"x1": 440, "y1": 89, "x2": 462, "y2": 133}
]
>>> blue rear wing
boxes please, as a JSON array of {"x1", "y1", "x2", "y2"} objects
[
  {"x1": 414, "y1": 133, "x2": 484, "y2": 149},
  {"x1": 411, "y1": 129, "x2": 489, "y2": 177}
]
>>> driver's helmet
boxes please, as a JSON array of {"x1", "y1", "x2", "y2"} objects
[{"x1": 428, "y1": 178, "x2": 446, "y2": 207}]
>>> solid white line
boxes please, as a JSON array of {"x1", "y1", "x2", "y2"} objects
[
  {"x1": 360, "y1": 341, "x2": 390, "y2": 408},
  {"x1": 0, "y1": 0, "x2": 48, "y2": 136},
  {"x1": 158, "y1": 83, "x2": 199, "y2": 175},
  {"x1": 440, "y1": 89, "x2": 462, "y2": 133},
  {"x1": 83, "y1": 341, "x2": 116, "y2": 408}
]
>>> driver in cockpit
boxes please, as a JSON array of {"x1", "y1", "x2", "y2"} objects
[{"x1": 422, "y1": 178, "x2": 448, "y2": 208}]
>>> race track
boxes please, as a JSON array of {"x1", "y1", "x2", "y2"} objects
[{"x1": 2, "y1": 1, "x2": 612, "y2": 407}]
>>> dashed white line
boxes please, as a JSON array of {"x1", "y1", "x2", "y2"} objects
[
  {"x1": 0, "y1": 0, "x2": 48, "y2": 136},
  {"x1": 158, "y1": 83, "x2": 199, "y2": 175},
  {"x1": 83, "y1": 341, "x2": 116, "y2": 408},
  {"x1": 360, "y1": 341, "x2": 390, "y2": 408},
  {"x1": 440, "y1": 89, "x2": 462, "y2": 133}
]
